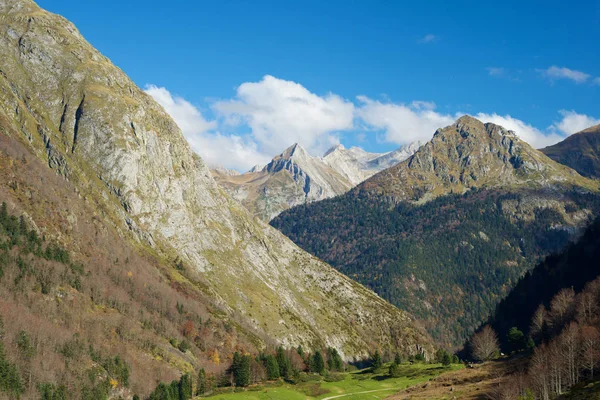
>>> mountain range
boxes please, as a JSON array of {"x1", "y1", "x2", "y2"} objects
[
  {"x1": 272, "y1": 116, "x2": 600, "y2": 345},
  {"x1": 0, "y1": 1, "x2": 431, "y2": 397},
  {"x1": 212, "y1": 141, "x2": 421, "y2": 221}
]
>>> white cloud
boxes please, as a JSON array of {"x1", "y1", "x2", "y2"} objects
[
  {"x1": 552, "y1": 110, "x2": 600, "y2": 135},
  {"x1": 355, "y1": 96, "x2": 456, "y2": 144},
  {"x1": 145, "y1": 84, "x2": 271, "y2": 171},
  {"x1": 144, "y1": 85, "x2": 216, "y2": 135},
  {"x1": 593, "y1": 77, "x2": 600, "y2": 86},
  {"x1": 474, "y1": 113, "x2": 565, "y2": 148},
  {"x1": 355, "y1": 96, "x2": 596, "y2": 149},
  {"x1": 486, "y1": 67, "x2": 505, "y2": 77},
  {"x1": 418, "y1": 34, "x2": 437, "y2": 44},
  {"x1": 212, "y1": 75, "x2": 354, "y2": 156},
  {"x1": 185, "y1": 133, "x2": 271, "y2": 172},
  {"x1": 538, "y1": 66, "x2": 591, "y2": 84}
]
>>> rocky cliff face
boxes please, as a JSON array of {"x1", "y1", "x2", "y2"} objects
[
  {"x1": 212, "y1": 143, "x2": 353, "y2": 221},
  {"x1": 359, "y1": 115, "x2": 595, "y2": 203},
  {"x1": 541, "y1": 124, "x2": 600, "y2": 179},
  {"x1": 0, "y1": 0, "x2": 431, "y2": 360}
]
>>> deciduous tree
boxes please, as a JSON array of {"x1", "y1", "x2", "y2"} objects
[{"x1": 471, "y1": 325, "x2": 499, "y2": 362}]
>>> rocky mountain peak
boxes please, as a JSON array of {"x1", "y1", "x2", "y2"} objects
[
  {"x1": 280, "y1": 142, "x2": 309, "y2": 160},
  {"x1": 323, "y1": 143, "x2": 346, "y2": 157},
  {"x1": 359, "y1": 116, "x2": 594, "y2": 202},
  {"x1": 248, "y1": 164, "x2": 265, "y2": 173}
]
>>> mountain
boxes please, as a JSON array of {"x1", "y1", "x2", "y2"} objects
[
  {"x1": 212, "y1": 143, "x2": 353, "y2": 221},
  {"x1": 541, "y1": 123, "x2": 600, "y2": 179},
  {"x1": 322, "y1": 142, "x2": 422, "y2": 185},
  {"x1": 272, "y1": 116, "x2": 600, "y2": 346},
  {"x1": 360, "y1": 116, "x2": 595, "y2": 203},
  {"x1": 0, "y1": 1, "x2": 432, "y2": 397},
  {"x1": 213, "y1": 141, "x2": 422, "y2": 221}
]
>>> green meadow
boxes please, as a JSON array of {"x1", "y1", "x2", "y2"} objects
[{"x1": 204, "y1": 363, "x2": 462, "y2": 400}]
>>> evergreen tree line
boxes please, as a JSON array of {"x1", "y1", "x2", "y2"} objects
[{"x1": 146, "y1": 345, "x2": 346, "y2": 399}]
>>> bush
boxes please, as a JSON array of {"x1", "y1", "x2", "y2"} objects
[
  {"x1": 324, "y1": 372, "x2": 344, "y2": 382},
  {"x1": 389, "y1": 362, "x2": 402, "y2": 378},
  {"x1": 178, "y1": 340, "x2": 191, "y2": 353}
]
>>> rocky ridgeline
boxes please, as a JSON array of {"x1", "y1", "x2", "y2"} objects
[{"x1": 212, "y1": 141, "x2": 422, "y2": 221}]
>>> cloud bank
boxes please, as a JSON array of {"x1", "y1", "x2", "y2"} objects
[{"x1": 145, "y1": 76, "x2": 598, "y2": 171}]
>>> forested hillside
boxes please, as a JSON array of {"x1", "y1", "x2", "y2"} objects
[
  {"x1": 272, "y1": 187, "x2": 600, "y2": 345},
  {"x1": 489, "y1": 217, "x2": 600, "y2": 348},
  {"x1": 472, "y1": 219, "x2": 600, "y2": 399}
]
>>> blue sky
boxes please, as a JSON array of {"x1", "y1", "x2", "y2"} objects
[{"x1": 38, "y1": 0, "x2": 600, "y2": 170}]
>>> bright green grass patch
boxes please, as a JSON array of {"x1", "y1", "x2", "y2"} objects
[{"x1": 203, "y1": 363, "x2": 463, "y2": 400}]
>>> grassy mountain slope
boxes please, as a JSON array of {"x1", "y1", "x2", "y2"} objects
[
  {"x1": 272, "y1": 116, "x2": 600, "y2": 346},
  {"x1": 0, "y1": 0, "x2": 433, "y2": 396},
  {"x1": 541, "y1": 124, "x2": 600, "y2": 179}
]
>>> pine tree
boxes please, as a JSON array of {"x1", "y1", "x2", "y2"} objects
[
  {"x1": 311, "y1": 350, "x2": 325, "y2": 375},
  {"x1": 265, "y1": 355, "x2": 280, "y2": 380},
  {"x1": 371, "y1": 350, "x2": 382, "y2": 370},
  {"x1": 441, "y1": 352, "x2": 452, "y2": 366},
  {"x1": 394, "y1": 353, "x2": 402, "y2": 365},
  {"x1": 507, "y1": 327, "x2": 526, "y2": 353},
  {"x1": 178, "y1": 373, "x2": 193, "y2": 400},
  {"x1": 327, "y1": 347, "x2": 343, "y2": 371},
  {"x1": 197, "y1": 368, "x2": 207, "y2": 395},
  {"x1": 276, "y1": 346, "x2": 292, "y2": 379}
]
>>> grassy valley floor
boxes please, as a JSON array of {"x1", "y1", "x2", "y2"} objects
[{"x1": 202, "y1": 363, "x2": 463, "y2": 400}]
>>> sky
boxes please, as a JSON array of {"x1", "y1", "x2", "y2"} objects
[{"x1": 38, "y1": 0, "x2": 600, "y2": 171}]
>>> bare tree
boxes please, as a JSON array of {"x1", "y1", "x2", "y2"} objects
[
  {"x1": 577, "y1": 291, "x2": 598, "y2": 325},
  {"x1": 559, "y1": 322, "x2": 580, "y2": 386},
  {"x1": 529, "y1": 344, "x2": 550, "y2": 400},
  {"x1": 548, "y1": 339, "x2": 565, "y2": 396},
  {"x1": 549, "y1": 288, "x2": 575, "y2": 330},
  {"x1": 530, "y1": 304, "x2": 547, "y2": 338},
  {"x1": 471, "y1": 325, "x2": 499, "y2": 362},
  {"x1": 581, "y1": 325, "x2": 600, "y2": 379}
]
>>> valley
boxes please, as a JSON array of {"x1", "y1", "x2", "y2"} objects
[{"x1": 0, "y1": 0, "x2": 599, "y2": 399}]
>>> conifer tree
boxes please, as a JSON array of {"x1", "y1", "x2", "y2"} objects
[
  {"x1": 311, "y1": 350, "x2": 325, "y2": 375},
  {"x1": 372, "y1": 350, "x2": 382, "y2": 369},
  {"x1": 265, "y1": 355, "x2": 280, "y2": 380}
]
